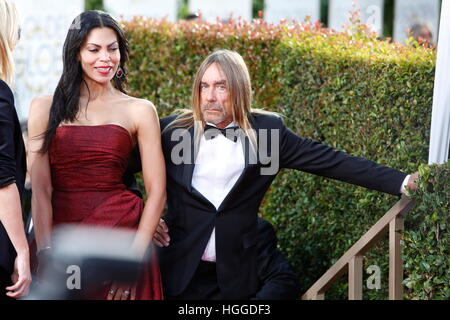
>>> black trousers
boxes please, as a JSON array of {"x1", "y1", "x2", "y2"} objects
[
  {"x1": 166, "y1": 261, "x2": 224, "y2": 300},
  {"x1": 0, "y1": 267, "x2": 13, "y2": 300}
]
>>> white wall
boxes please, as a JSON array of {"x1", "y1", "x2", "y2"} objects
[
  {"x1": 188, "y1": 0, "x2": 252, "y2": 23},
  {"x1": 329, "y1": 0, "x2": 384, "y2": 35},
  {"x1": 394, "y1": 0, "x2": 440, "y2": 45},
  {"x1": 13, "y1": 0, "x2": 84, "y2": 122},
  {"x1": 104, "y1": 0, "x2": 178, "y2": 22},
  {"x1": 265, "y1": 0, "x2": 320, "y2": 24}
]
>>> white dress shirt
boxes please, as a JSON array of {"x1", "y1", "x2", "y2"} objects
[
  {"x1": 401, "y1": 175, "x2": 411, "y2": 193},
  {"x1": 192, "y1": 122, "x2": 245, "y2": 262}
]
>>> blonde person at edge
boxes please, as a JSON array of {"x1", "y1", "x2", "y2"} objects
[
  {"x1": 0, "y1": 0, "x2": 32, "y2": 300},
  {"x1": 27, "y1": 11, "x2": 166, "y2": 300}
]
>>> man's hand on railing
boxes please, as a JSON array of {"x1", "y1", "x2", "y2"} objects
[
  {"x1": 401, "y1": 172, "x2": 419, "y2": 196},
  {"x1": 406, "y1": 172, "x2": 419, "y2": 191}
]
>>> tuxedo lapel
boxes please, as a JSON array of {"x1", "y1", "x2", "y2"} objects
[
  {"x1": 217, "y1": 116, "x2": 260, "y2": 212},
  {"x1": 181, "y1": 126, "x2": 196, "y2": 192},
  {"x1": 246, "y1": 114, "x2": 259, "y2": 168}
]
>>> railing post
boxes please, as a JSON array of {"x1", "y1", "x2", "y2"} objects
[
  {"x1": 301, "y1": 197, "x2": 413, "y2": 301},
  {"x1": 389, "y1": 215, "x2": 404, "y2": 300},
  {"x1": 349, "y1": 255, "x2": 363, "y2": 300},
  {"x1": 313, "y1": 292, "x2": 325, "y2": 300}
]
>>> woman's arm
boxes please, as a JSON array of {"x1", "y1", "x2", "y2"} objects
[
  {"x1": 0, "y1": 81, "x2": 31, "y2": 297},
  {"x1": 0, "y1": 184, "x2": 31, "y2": 297},
  {"x1": 0, "y1": 184, "x2": 28, "y2": 257},
  {"x1": 27, "y1": 96, "x2": 53, "y2": 250},
  {"x1": 131, "y1": 100, "x2": 166, "y2": 258}
]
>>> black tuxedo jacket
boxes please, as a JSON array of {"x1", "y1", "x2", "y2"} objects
[
  {"x1": 0, "y1": 80, "x2": 26, "y2": 275},
  {"x1": 156, "y1": 113, "x2": 406, "y2": 299},
  {"x1": 253, "y1": 217, "x2": 300, "y2": 300}
]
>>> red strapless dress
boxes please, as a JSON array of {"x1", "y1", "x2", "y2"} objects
[{"x1": 49, "y1": 124, "x2": 163, "y2": 300}]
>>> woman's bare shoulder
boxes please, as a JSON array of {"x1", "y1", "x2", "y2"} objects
[
  {"x1": 121, "y1": 94, "x2": 157, "y2": 118},
  {"x1": 30, "y1": 95, "x2": 53, "y2": 113},
  {"x1": 28, "y1": 95, "x2": 53, "y2": 125}
]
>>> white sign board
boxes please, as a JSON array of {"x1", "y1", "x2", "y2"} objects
[
  {"x1": 265, "y1": 0, "x2": 321, "y2": 24},
  {"x1": 329, "y1": 0, "x2": 384, "y2": 35},
  {"x1": 104, "y1": 0, "x2": 177, "y2": 22},
  {"x1": 394, "y1": 0, "x2": 440, "y2": 45},
  {"x1": 13, "y1": 0, "x2": 84, "y2": 122},
  {"x1": 189, "y1": 0, "x2": 252, "y2": 23}
]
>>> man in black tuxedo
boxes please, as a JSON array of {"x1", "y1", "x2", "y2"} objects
[
  {"x1": 147, "y1": 49, "x2": 417, "y2": 299},
  {"x1": 126, "y1": 166, "x2": 300, "y2": 300},
  {"x1": 152, "y1": 214, "x2": 301, "y2": 300}
]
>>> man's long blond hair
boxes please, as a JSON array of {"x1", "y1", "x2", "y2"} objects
[
  {"x1": 166, "y1": 49, "x2": 278, "y2": 151},
  {"x1": 0, "y1": 0, "x2": 20, "y2": 86}
]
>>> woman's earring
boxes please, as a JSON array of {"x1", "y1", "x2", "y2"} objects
[{"x1": 115, "y1": 66, "x2": 125, "y2": 79}]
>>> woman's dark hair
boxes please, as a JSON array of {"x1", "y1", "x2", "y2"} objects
[{"x1": 40, "y1": 10, "x2": 129, "y2": 153}]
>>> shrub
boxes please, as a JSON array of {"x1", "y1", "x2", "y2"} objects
[
  {"x1": 84, "y1": 0, "x2": 104, "y2": 11},
  {"x1": 263, "y1": 23, "x2": 436, "y2": 299},
  {"x1": 403, "y1": 163, "x2": 450, "y2": 300}
]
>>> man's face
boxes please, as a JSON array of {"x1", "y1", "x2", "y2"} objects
[{"x1": 200, "y1": 63, "x2": 233, "y2": 128}]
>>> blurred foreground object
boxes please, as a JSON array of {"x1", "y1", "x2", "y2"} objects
[{"x1": 26, "y1": 226, "x2": 144, "y2": 300}]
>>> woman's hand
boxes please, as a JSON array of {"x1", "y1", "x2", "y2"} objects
[
  {"x1": 6, "y1": 252, "x2": 32, "y2": 299},
  {"x1": 107, "y1": 281, "x2": 137, "y2": 300}
]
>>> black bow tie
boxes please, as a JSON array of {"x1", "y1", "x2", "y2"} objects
[{"x1": 204, "y1": 124, "x2": 240, "y2": 142}]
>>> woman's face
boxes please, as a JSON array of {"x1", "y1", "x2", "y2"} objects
[{"x1": 79, "y1": 27, "x2": 121, "y2": 85}]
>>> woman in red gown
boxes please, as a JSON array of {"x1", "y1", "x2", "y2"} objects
[{"x1": 27, "y1": 11, "x2": 166, "y2": 300}]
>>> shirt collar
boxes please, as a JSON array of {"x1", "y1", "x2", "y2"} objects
[{"x1": 205, "y1": 121, "x2": 236, "y2": 129}]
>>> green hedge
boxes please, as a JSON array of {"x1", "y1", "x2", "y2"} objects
[
  {"x1": 122, "y1": 18, "x2": 448, "y2": 299},
  {"x1": 403, "y1": 163, "x2": 449, "y2": 299},
  {"x1": 84, "y1": 0, "x2": 104, "y2": 11}
]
